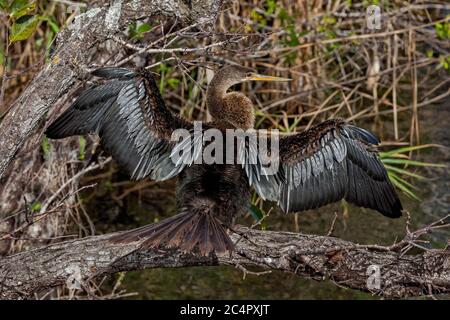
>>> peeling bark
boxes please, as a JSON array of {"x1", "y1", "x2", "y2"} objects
[
  {"x1": 0, "y1": 226, "x2": 449, "y2": 299},
  {"x1": 0, "y1": 0, "x2": 223, "y2": 180}
]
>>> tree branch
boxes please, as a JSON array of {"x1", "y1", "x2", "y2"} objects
[
  {"x1": 1, "y1": 226, "x2": 449, "y2": 299},
  {"x1": 0, "y1": 0, "x2": 223, "y2": 180}
]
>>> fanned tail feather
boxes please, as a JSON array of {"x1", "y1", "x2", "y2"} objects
[{"x1": 110, "y1": 210, "x2": 234, "y2": 255}]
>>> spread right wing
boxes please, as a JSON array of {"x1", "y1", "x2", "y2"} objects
[{"x1": 245, "y1": 120, "x2": 403, "y2": 218}]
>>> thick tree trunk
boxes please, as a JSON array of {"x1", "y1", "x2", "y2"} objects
[
  {"x1": 0, "y1": 0, "x2": 222, "y2": 180},
  {"x1": 0, "y1": 226, "x2": 449, "y2": 299}
]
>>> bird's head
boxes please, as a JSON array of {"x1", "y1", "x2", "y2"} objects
[{"x1": 206, "y1": 65, "x2": 291, "y2": 129}]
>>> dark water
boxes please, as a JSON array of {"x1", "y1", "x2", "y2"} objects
[{"x1": 418, "y1": 104, "x2": 450, "y2": 245}]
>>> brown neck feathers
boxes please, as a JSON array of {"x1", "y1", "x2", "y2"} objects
[{"x1": 206, "y1": 71, "x2": 255, "y2": 129}]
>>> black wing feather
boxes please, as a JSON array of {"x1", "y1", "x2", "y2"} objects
[{"x1": 248, "y1": 119, "x2": 402, "y2": 218}]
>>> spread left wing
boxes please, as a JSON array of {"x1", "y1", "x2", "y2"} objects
[
  {"x1": 45, "y1": 67, "x2": 201, "y2": 181},
  {"x1": 247, "y1": 119, "x2": 403, "y2": 218}
]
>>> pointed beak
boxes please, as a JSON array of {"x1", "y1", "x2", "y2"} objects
[{"x1": 245, "y1": 73, "x2": 292, "y2": 82}]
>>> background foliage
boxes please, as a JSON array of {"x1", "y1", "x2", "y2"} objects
[{"x1": 0, "y1": 0, "x2": 449, "y2": 299}]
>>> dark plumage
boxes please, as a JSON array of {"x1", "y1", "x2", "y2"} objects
[{"x1": 45, "y1": 65, "x2": 403, "y2": 255}]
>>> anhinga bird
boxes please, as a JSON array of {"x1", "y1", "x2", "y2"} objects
[{"x1": 46, "y1": 65, "x2": 403, "y2": 254}]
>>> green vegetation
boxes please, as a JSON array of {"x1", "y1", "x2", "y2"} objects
[{"x1": 2, "y1": 1, "x2": 40, "y2": 43}]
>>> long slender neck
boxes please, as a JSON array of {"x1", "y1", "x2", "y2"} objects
[{"x1": 206, "y1": 72, "x2": 254, "y2": 129}]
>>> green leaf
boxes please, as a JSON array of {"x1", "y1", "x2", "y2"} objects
[
  {"x1": 383, "y1": 164, "x2": 425, "y2": 180},
  {"x1": 10, "y1": 0, "x2": 35, "y2": 18},
  {"x1": 30, "y1": 202, "x2": 41, "y2": 212},
  {"x1": 167, "y1": 78, "x2": 179, "y2": 89},
  {"x1": 158, "y1": 63, "x2": 169, "y2": 73},
  {"x1": 0, "y1": 0, "x2": 9, "y2": 11},
  {"x1": 390, "y1": 172, "x2": 418, "y2": 191},
  {"x1": 249, "y1": 204, "x2": 264, "y2": 222},
  {"x1": 159, "y1": 70, "x2": 165, "y2": 93},
  {"x1": 137, "y1": 23, "x2": 151, "y2": 34},
  {"x1": 131, "y1": 23, "x2": 152, "y2": 40},
  {"x1": 380, "y1": 144, "x2": 441, "y2": 157},
  {"x1": 78, "y1": 136, "x2": 86, "y2": 160},
  {"x1": 278, "y1": 7, "x2": 294, "y2": 25},
  {"x1": 10, "y1": 0, "x2": 27, "y2": 10},
  {"x1": 128, "y1": 21, "x2": 138, "y2": 38},
  {"x1": 265, "y1": 0, "x2": 277, "y2": 15},
  {"x1": 40, "y1": 15, "x2": 60, "y2": 33},
  {"x1": 10, "y1": 14, "x2": 40, "y2": 42},
  {"x1": 388, "y1": 172, "x2": 421, "y2": 201}
]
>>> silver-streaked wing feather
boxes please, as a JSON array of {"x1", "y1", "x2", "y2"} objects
[
  {"x1": 45, "y1": 67, "x2": 200, "y2": 181},
  {"x1": 247, "y1": 119, "x2": 402, "y2": 218}
]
